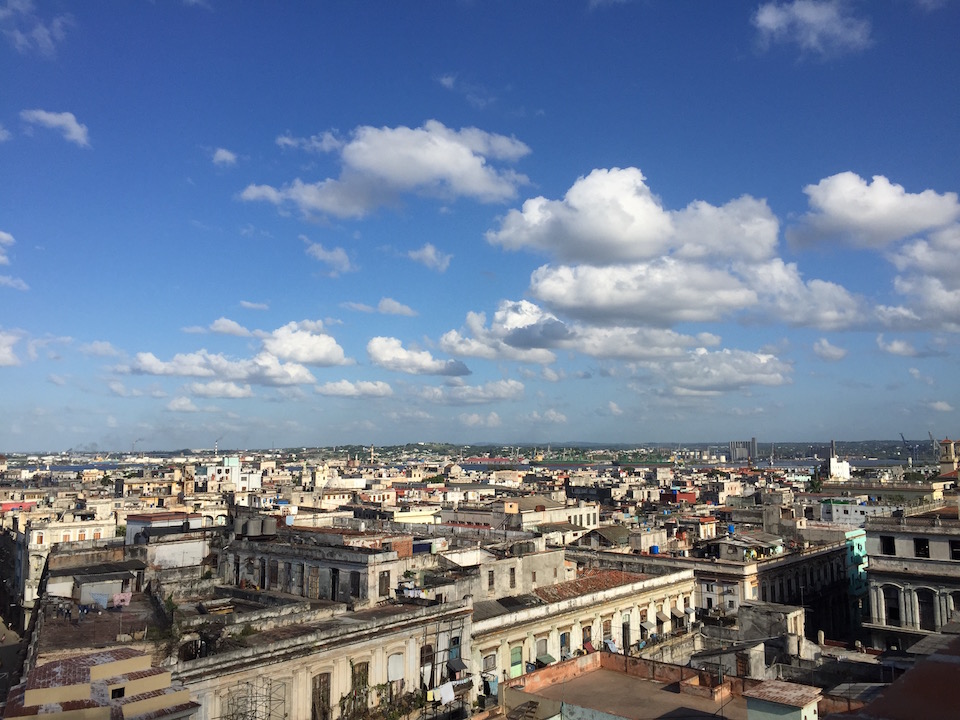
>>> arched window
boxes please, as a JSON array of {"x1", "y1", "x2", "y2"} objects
[
  {"x1": 883, "y1": 586, "x2": 901, "y2": 626},
  {"x1": 35, "y1": 532, "x2": 44, "y2": 545},
  {"x1": 916, "y1": 589, "x2": 936, "y2": 631}
]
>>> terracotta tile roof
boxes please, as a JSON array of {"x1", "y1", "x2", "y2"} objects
[
  {"x1": 25, "y1": 647, "x2": 143, "y2": 691},
  {"x1": 5, "y1": 649, "x2": 196, "y2": 720},
  {"x1": 533, "y1": 569, "x2": 647, "y2": 603},
  {"x1": 743, "y1": 679, "x2": 821, "y2": 708}
]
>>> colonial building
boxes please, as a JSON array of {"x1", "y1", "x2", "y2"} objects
[
  {"x1": 863, "y1": 505, "x2": 960, "y2": 648},
  {"x1": 471, "y1": 568, "x2": 696, "y2": 702},
  {"x1": 4, "y1": 648, "x2": 198, "y2": 720},
  {"x1": 569, "y1": 534, "x2": 859, "y2": 641}
]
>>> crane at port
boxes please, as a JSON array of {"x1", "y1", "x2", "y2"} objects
[
  {"x1": 900, "y1": 433, "x2": 918, "y2": 467},
  {"x1": 929, "y1": 431, "x2": 941, "y2": 462}
]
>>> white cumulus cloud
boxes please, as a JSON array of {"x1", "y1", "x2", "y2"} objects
[
  {"x1": 885, "y1": 224, "x2": 960, "y2": 330},
  {"x1": 2, "y1": 5, "x2": 71, "y2": 57},
  {"x1": 377, "y1": 298, "x2": 416, "y2": 316},
  {"x1": 530, "y1": 260, "x2": 756, "y2": 325},
  {"x1": 167, "y1": 396, "x2": 200, "y2": 412},
  {"x1": 488, "y1": 168, "x2": 869, "y2": 331},
  {"x1": 212, "y1": 147, "x2": 237, "y2": 166},
  {"x1": 0, "y1": 230, "x2": 13, "y2": 265},
  {"x1": 527, "y1": 409, "x2": 567, "y2": 424},
  {"x1": 753, "y1": 0, "x2": 872, "y2": 58},
  {"x1": 316, "y1": 380, "x2": 394, "y2": 397},
  {"x1": 262, "y1": 321, "x2": 350, "y2": 366},
  {"x1": 209, "y1": 317, "x2": 251, "y2": 337},
  {"x1": 0, "y1": 331, "x2": 21, "y2": 366},
  {"x1": 416, "y1": 378, "x2": 524, "y2": 405},
  {"x1": 187, "y1": 381, "x2": 253, "y2": 398},
  {"x1": 0, "y1": 229, "x2": 28, "y2": 290},
  {"x1": 20, "y1": 109, "x2": 89, "y2": 146},
  {"x1": 876, "y1": 334, "x2": 917, "y2": 357},
  {"x1": 459, "y1": 412, "x2": 501, "y2": 428},
  {"x1": 790, "y1": 172, "x2": 960, "y2": 248},
  {"x1": 408, "y1": 243, "x2": 452, "y2": 272},
  {"x1": 367, "y1": 337, "x2": 470, "y2": 376},
  {"x1": 813, "y1": 338, "x2": 847, "y2": 361},
  {"x1": 487, "y1": 167, "x2": 779, "y2": 265},
  {"x1": 79, "y1": 340, "x2": 120, "y2": 357},
  {"x1": 657, "y1": 348, "x2": 792, "y2": 395},
  {"x1": 243, "y1": 120, "x2": 530, "y2": 219},
  {"x1": 303, "y1": 237, "x2": 354, "y2": 275},
  {"x1": 123, "y1": 349, "x2": 318, "y2": 386}
]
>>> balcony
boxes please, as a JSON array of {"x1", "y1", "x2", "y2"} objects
[{"x1": 868, "y1": 555, "x2": 960, "y2": 580}]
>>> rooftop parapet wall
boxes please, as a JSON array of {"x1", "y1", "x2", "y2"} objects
[
  {"x1": 473, "y1": 569, "x2": 694, "y2": 634},
  {"x1": 866, "y1": 514, "x2": 960, "y2": 536},
  {"x1": 503, "y1": 651, "x2": 866, "y2": 716},
  {"x1": 567, "y1": 541, "x2": 847, "y2": 578},
  {"x1": 171, "y1": 596, "x2": 472, "y2": 684}
]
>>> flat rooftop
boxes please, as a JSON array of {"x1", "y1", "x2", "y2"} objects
[
  {"x1": 37, "y1": 593, "x2": 158, "y2": 661},
  {"x1": 532, "y1": 667, "x2": 748, "y2": 720}
]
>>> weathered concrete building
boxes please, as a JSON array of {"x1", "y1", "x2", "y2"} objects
[
  {"x1": 471, "y1": 567, "x2": 697, "y2": 703},
  {"x1": 863, "y1": 504, "x2": 960, "y2": 649}
]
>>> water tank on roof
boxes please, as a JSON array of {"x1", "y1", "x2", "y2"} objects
[
  {"x1": 650, "y1": 545, "x2": 659, "y2": 554},
  {"x1": 728, "y1": 524, "x2": 735, "y2": 535},
  {"x1": 262, "y1": 517, "x2": 277, "y2": 535},
  {"x1": 233, "y1": 517, "x2": 244, "y2": 534},
  {"x1": 246, "y1": 518, "x2": 262, "y2": 537}
]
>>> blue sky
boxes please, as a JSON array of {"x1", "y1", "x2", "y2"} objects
[{"x1": 2, "y1": 0, "x2": 959, "y2": 452}]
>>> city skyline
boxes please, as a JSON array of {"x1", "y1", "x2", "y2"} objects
[{"x1": 2, "y1": 1, "x2": 959, "y2": 451}]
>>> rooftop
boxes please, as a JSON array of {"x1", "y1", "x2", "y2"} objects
[
  {"x1": 532, "y1": 568, "x2": 647, "y2": 603},
  {"x1": 37, "y1": 593, "x2": 158, "y2": 659},
  {"x1": 830, "y1": 635, "x2": 960, "y2": 720},
  {"x1": 743, "y1": 679, "x2": 822, "y2": 708},
  {"x1": 528, "y1": 666, "x2": 748, "y2": 720}
]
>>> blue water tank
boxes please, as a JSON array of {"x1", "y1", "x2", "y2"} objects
[
  {"x1": 728, "y1": 524, "x2": 736, "y2": 535},
  {"x1": 650, "y1": 545, "x2": 660, "y2": 554}
]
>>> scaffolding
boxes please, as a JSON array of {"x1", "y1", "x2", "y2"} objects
[
  {"x1": 218, "y1": 676, "x2": 287, "y2": 720},
  {"x1": 419, "y1": 614, "x2": 470, "y2": 720}
]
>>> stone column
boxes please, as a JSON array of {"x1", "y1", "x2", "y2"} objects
[
  {"x1": 408, "y1": 637, "x2": 420, "y2": 687},
  {"x1": 934, "y1": 592, "x2": 943, "y2": 630},
  {"x1": 899, "y1": 587, "x2": 908, "y2": 627},
  {"x1": 292, "y1": 667, "x2": 309, "y2": 720},
  {"x1": 871, "y1": 585, "x2": 883, "y2": 625},
  {"x1": 498, "y1": 638, "x2": 509, "y2": 681},
  {"x1": 548, "y1": 625, "x2": 560, "y2": 659},
  {"x1": 907, "y1": 589, "x2": 920, "y2": 629}
]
